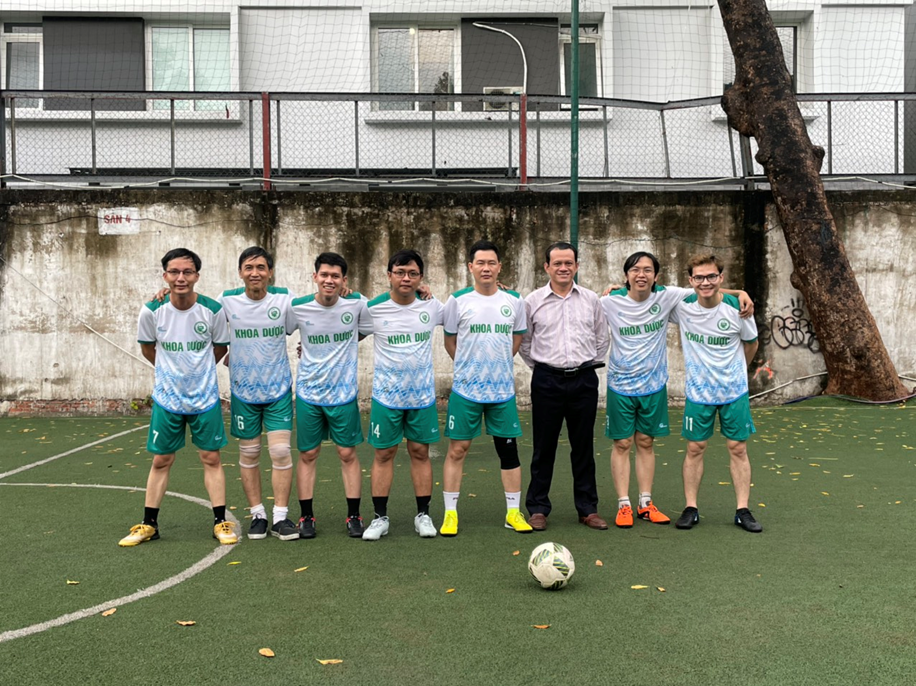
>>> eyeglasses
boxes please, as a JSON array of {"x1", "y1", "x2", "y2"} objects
[
  {"x1": 690, "y1": 273, "x2": 721, "y2": 283},
  {"x1": 390, "y1": 270, "x2": 421, "y2": 279},
  {"x1": 165, "y1": 270, "x2": 197, "y2": 277}
]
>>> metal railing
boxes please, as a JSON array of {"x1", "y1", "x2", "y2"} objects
[{"x1": 2, "y1": 90, "x2": 915, "y2": 190}]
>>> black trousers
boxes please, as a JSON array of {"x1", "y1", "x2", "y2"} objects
[{"x1": 525, "y1": 365, "x2": 599, "y2": 518}]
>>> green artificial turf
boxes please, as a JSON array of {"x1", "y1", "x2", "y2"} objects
[{"x1": 0, "y1": 402, "x2": 914, "y2": 685}]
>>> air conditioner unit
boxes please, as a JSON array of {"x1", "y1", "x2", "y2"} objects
[{"x1": 483, "y1": 86, "x2": 522, "y2": 112}]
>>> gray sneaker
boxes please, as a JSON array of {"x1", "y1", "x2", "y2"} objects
[
  {"x1": 414, "y1": 512, "x2": 437, "y2": 538},
  {"x1": 248, "y1": 517, "x2": 268, "y2": 540},
  {"x1": 271, "y1": 518, "x2": 299, "y2": 541},
  {"x1": 362, "y1": 516, "x2": 390, "y2": 541}
]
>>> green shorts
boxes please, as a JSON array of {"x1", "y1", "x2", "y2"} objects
[
  {"x1": 682, "y1": 394, "x2": 756, "y2": 442},
  {"x1": 369, "y1": 400, "x2": 440, "y2": 449},
  {"x1": 296, "y1": 397, "x2": 364, "y2": 451},
  {"x1": 605, "y1": 387, "x2": 671, "y2": 440},
  {"x1": 147, "y1": 402, "x2": 228, "y2": 455},
  {"x1": 445, "y1": 392, "x2": 522, "y2": 441},
  {"x1": 230, "y1": 392, "x2": 293, "y2": 440}
]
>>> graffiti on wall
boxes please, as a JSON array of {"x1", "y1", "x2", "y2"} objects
[{"x1": 761, "y1": 297, "x2": 821, "y2": 354}]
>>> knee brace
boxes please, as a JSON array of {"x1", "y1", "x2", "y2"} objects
[
  {"x1": 267, "y1": 430, "x2": 293, "y2": 470},
  {"x1": 493, "y1": 436, "x2": 520, "y2": 470},
  {"x1": 238, "y1": 439, "x2": 261, "y2": 469}
]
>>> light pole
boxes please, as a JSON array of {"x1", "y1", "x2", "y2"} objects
[{"x1": 473, "y1": 22, "x2": 528, "y2": 187}]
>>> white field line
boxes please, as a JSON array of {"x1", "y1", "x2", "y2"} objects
[
  {"x1": 0, "y1": 424, "x2": 149, "y2": 481},
  {"x1": 0, "y1": 425, "x2": 241, "y2": 644}
]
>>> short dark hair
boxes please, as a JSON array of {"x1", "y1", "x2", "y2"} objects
[
  {"x1": 545, "y1": 241, "x2": 578, "y2": 264},
  {"x1": 238, "y1": 246, "x2": 274, "y2": 270},
  {"x1": 314, "y1": 251, "x2": 348, "y2": 276},
  {"x1": 623, "y1": 251, "x2": 660, "y2": 292},
  {"x1": 388, "y1": 249, "x2": 424, "y2": 274},
  {"x1": 468, "y1": 239, "x2": 500, "y2": 263},
  {"x1": 686, "y1": 253, "x2": 724, "y2": 276},
  {"x1": 161, "y1": 248, "x2": 201, "y2": 272}
]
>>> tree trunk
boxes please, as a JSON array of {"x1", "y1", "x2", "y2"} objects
[{"x1": 719, "y1": 0, "x2": 909, "y2": 400}]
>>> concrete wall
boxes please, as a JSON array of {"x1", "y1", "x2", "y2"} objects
[{"x1": 1, "y1": 188, "x2": 913, "y2": 415}]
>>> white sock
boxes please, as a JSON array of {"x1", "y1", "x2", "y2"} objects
[
  {"x1": 505, "y1": 491, "x2": 521, "y2": 510},
  {"x1": 443, "y1": 491, "x2": 459, "y2": 512},
  {"x1": 638, "y1": 493, "x2": 652, "y2": 509},
  {"x1": 272, "y1": 506, "x2": 289, "y2": 524},
  {"x1": 250, "y1": 503, "x2": 267, "y2": 519},
  {"x1": 618, "y1": 497, "x2": 631, "y2": 510}
]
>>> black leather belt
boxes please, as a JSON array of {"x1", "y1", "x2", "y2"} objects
[{"x1": 535, "y1": 362, "x2": 605, "y2": 377}]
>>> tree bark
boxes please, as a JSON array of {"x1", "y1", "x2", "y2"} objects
[{"x1": 719, "y1": 0, "x2": 909, "y2": 400}]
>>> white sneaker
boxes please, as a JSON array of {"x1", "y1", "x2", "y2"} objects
[
  {"x1": 414, "y1": 512, "x2": 437, "y2": 538},
  {"x1": 362, "y1": 516, "x2": 389, "y2": 541}
]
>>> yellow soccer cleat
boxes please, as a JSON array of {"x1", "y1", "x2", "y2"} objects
[
  {"x1": 119, "y1": 523, "x2": 159, "y2": 547},
  {"x1": 213, "y1": 521, "x2": 239, "y2": 545},
  {"x1": 440, "y1": 510, "x2": 459, "y2": 537},
  {"x1": 505, "y1": 509, "x2": 533, "y2": 533}
]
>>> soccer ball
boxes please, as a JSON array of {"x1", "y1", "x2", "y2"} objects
[{"x1": 528, "y1": 542, "x2": 575, "y2": 590}]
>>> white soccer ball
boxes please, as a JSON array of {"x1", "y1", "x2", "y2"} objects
[{"x1": 528, "y1": 542, "x2": 575, "y2": 590}]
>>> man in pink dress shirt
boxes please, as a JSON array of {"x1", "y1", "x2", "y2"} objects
[{"x1": 519, "y1": 241, "x2": 610, "y2": 531}]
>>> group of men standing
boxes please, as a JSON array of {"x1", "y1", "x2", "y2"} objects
[{"x1": 119, "y1": 239, "x2": 762, "y2": 549}]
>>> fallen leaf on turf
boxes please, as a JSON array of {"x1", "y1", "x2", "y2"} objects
[
  {"x1": 294, "y1": 566, "x2": 309, "y2": 572},
  {"x1": 821, "y1": 492, "x2": 830, "y2": 496},
  {"x1": 229, "y1": 506, "x2": 237, "y2": 510},
  {"x1": 857, "y1": 505, "x2": 865, "y2": 509},
  {"x1": 843, "y1": 474, "x2": 854, "y2": 478},
  {"x1": 758, "y1": 503, "x2": 766, "y2": 508},
  {"x1": 317, "y1": 659, "x2": 343, "y2": 665},
  {"x1": 809, "y1": 463, "x2": 820, "y2": 467},
  {"x1": 176, "y1": 621, "x2": 196, "y2": 626},
  {"x1": 227, "y1": 561, "x2": 241, "y2": 565},
  {"x1": 101, "y1": 608, "x2": 117, "y2": 616},
  {"x1": 718, "y1": 481, "x2": 730, "y2": 485},
  {"x1": 532, "y1": 625, "x2": 550, "y2": 629},
  {"x1": 512, "y1": 550, "x2": 520, "y2": 556},
  {"x1": 468, "y1": 494, "x2": 477, "y2": 498},
  {"x1": 446, "y1": 588, "x2": 456, "y2": 593},
  {"x1": 595, "y1": 560, "x2": 604, "y2": 567},
  {"x1": 259, "y1": 648, "x2": 275, "y2": 658},
  {"x1": 657, "y1": 587, "x2": 666, "y2": 592},
  {"x1": 66, "y1": 580, "x2": 80, "y2": 585},
  {"x1": 631, "y1": 585, "x2": 648, "y2": 590}
]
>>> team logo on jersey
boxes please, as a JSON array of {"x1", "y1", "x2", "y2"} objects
[
  {"x1": 649, "y1": 304, "x2": 661, "y2": 315},
  {"x1": 194, "y1": 322, "x2": 209, "y2": 335},
  {"x1": 268, "y1": 307, "x2": 281, "y2": 321},
  {"x1": 419, "y1": 312, "x2": 430, "y2": 324},
  {"x1": 500, "y1": 305, "x2": 512, "y2": 318},
  {"x1": 341, "y1": 312, "x2": 354, "y2": 325},
  {"x1": 717, "y1": 319, "x2": 730, "y2": 331}
]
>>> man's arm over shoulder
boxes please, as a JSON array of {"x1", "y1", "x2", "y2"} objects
[{"x1": 137, "y1": 304, "x2": 158, "y2": 366}]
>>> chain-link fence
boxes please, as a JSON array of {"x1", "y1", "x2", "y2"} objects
[{"x1": 2, "y1": 90, "x2": 915, "y2": 188}]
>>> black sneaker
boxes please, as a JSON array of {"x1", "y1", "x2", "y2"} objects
[
  {"x1": 735, "y1": 508, "x2": 763, "y2": 533},
  {"x1": 298, "y1": 516, "x2": 316, "y2": 539},
  {"x1": 271, "y1": 518, "x2": 299, "y2": 541},
  {"x1": 248, "y1": 517, "x2": 269, "y2": 540},
  {"x1": 675, "y1": 507, "x2": 699, "y2": 530},
  {"x1": 346, "y1": 515, "x2": 364, "y2": 538}
]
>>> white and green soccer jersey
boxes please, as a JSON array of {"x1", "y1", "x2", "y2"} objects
[
  {"x1": 368, "y1": 294, "x2": 445, "y2": 410},
  {"x1": 137, "y1": 294, "x2": 230, "y2": 415},
  {"x1": 671, "y1": 293, "x2": 758, "y2": 405},
  {"x1": 286, "y1": 293, "x2": 372, "y2": 407},
  {"x1": 443, "y1": 287, "x2": 527, "y2": 404},
  {"x1": 218, "y1": 286, "x2": 294, "y2": 405},
  {"x1": 600, "y1": 286, "x2": 692, "y2": 397}
]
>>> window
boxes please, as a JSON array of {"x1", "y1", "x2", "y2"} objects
[
  {"x1": 373, "y1": 26, "x2": 455, "y2": 111},
  {"x1": 2, "y1": 23, "x2": 42, "y2": 109},
  {"x1": 724, "y1": 26, "x2": 796, "y2": 92},
  {"x1": 150, "y1": 26, "x2": 230, "y2": 111},
  {"x1": 560, "y1": 25, "x2": 602, "y2": 98}
]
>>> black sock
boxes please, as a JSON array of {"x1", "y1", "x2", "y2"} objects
[
  {"x1": 372, "y1": 496, "x2": 389, "y2": 518},
  {"x1": 212, "y1": 505, "x2": 226, "y2": 524},
  {"x1": 299, "y1": 499, "x2": 314, "y2": 519},
  {"x1": 143, "y1": 507, "x2": 159, "y2": 527},
  {"x1": 416, "y1": 495, "x2": 431, "y2": 516},
  {"x1": 346, "y1": 497, "x2": 361, "y2": 518}
]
